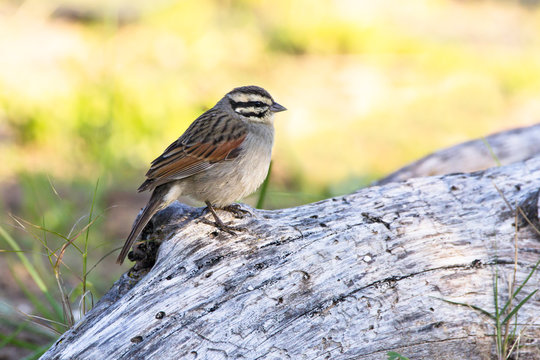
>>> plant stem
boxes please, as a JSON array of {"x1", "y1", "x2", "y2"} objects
[{"x1": 82, "y1": 178, "x2": 100, "y2": 315}]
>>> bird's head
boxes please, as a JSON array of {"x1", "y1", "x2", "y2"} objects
[{"x1": 225, "y1": 85, "x2": 286, "y2": 124}]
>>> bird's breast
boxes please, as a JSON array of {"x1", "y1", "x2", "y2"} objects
[{"x1": 186, "y1": 123, "x2": 274, "y2": 206}]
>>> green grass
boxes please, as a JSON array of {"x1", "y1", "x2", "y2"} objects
[
  {"x1": 387, "y1": 351, "x2": 410, "y2": 360},
  {"x1": 438, "y1": 201, "x2": 540, "y2": 359},
  {"x1": 0, "y1": 178, "x2": 111, "y2": 358}
]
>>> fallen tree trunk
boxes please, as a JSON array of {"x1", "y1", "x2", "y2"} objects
[
  {"x1": 42, "y1": 126, "x2": 540, "y2": 360},
  {"x1": 376, "y1": 123, "x2": 540, "y2": 184}
]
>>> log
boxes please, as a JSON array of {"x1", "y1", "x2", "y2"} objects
[
  {"x1": 41, "y1": 126, "x2": 540, "y2": 360},
  {"x1": 376, "y1": 123, "x2": 540, "y2": 185}
]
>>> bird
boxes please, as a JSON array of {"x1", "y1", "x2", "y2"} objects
[{"x1": 116, "y1": 85, "x2": 286, "y2": 264}]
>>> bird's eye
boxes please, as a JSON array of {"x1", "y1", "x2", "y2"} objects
[{"x1": 255, "y1": 101, "x2": 265, "y2": 107}]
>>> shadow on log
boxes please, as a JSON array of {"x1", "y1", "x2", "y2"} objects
[{"x1": 42, "y1": 124, "x2": 540, "y2": 360}]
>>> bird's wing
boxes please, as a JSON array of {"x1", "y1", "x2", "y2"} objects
[{"x1": 138, "y1": 109, "x2": 247, "y2": 192}]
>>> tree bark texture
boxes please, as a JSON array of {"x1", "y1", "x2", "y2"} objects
[{"x1": 41, "y1": 125, "x2": 540, "y2": 360}]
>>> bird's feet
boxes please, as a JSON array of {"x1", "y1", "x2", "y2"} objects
[
  {"x1": 221, "y1": 204, "x2": 252, "y2": 219},
  {"x1": 198, "y1": 217, "x2": 244, "y2": 235},
  {"x1": 199, "y1": 201, "x2": 246, "y2": 235}
]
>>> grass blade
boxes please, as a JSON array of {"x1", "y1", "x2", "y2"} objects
[
  {"x1": 81, "y1": 178, "x2": 100, "y2": 315},
  {"x1": 494, "y1": 268, "x2": 503, "y2": 356},
  {"x1": 1, "y1": 226, "x2": 64, "y2": 320},
  {"x1": 500, "y1": 257, "x2": 540, "y2": 316},
  {"x1": 0, "y1": 226, "x2": 48, "y2": 292},
  {"x1": 256, "y1": 161, "x2": 272, "y2": 209},
  {"x1": 481, "y1": 137, "x2": 502, "y2": 167},
  {"x1": 9, "y1": 269, "x2": 56, "y2": 322},
  {"x1": 501, "y1": 289, "x2": 538, "y2": 326},
  {"x1": 435, "y1": 297, "x2": 494, "y2": 319}
]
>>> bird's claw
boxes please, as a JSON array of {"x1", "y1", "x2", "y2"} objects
[{"x1": 221, "y1": 204, "x2": 252, "y2": 219}]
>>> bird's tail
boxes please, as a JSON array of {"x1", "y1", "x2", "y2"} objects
[{"x1": 116, "y1": 186, "x2": 170, "y2": 264}]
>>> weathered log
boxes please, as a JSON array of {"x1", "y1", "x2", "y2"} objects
[
  {"x1": 41, "y1": 126, "x2": 540, "y2": 360},
  {"x1": 376, "y1": 123, "x2": 540, "y2": 185}
]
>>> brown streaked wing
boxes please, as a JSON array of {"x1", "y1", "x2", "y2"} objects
[{"x1": 140, "y1": 109, "x2": 247, "y2": 189}]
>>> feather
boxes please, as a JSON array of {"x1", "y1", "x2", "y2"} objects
[{"x1": 138, "y1": 109, "x2": 247, "y2": 192}]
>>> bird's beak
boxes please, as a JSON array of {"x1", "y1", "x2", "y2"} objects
[{"x1": 270, "y1": 102, "x2": 287, "y2": 112}]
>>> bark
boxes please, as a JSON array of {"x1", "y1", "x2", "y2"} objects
[{"x1": 41, "y1": 125, "x2": 540, "y2": 360}]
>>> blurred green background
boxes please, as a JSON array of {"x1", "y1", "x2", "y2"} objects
[{"x1": 2, "y1": 0, "x2": 540, "y2": 357}]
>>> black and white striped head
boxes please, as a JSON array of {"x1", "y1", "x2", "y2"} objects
[{"x1": 226, "y1": 86, "x2": 286, "y2": 123}]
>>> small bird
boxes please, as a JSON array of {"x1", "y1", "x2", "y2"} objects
[{"x1": 116, "y1": 86, "x2": 286, "y2": 264}]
